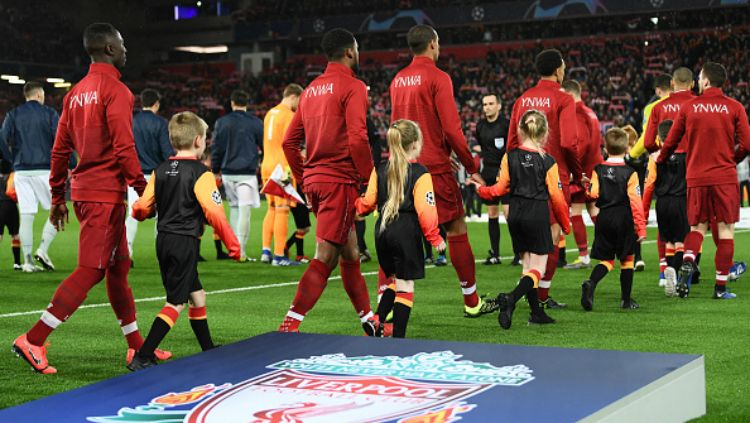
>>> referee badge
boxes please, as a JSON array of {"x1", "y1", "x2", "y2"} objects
[
  {"x1": 211, "y1": 190, "x2": 222, "y2": 206},
  {"x1": 425, "y1": 191, "x2": 436, "y2": 206}
]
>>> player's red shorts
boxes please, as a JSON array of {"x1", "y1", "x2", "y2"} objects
[
  {"x1": 687, "y1": 183, "x2": 739, "y2": 225},
  {"x1": 431, "y1": 172, "x2": 464, "y2": 225},
  {"x1": 306, "y1": 181, "x2": 357, "y2": 246},
  {"x1": 74, "y1": 201, "x2": 128, "y2": 269},
  {"x1": 569, "y1": 181, "x2": 591, "y2": 204}
]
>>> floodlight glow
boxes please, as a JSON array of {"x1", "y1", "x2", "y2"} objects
[
  {"x1": 1, "y1": 75, "x2": 19, "y2": 81},
  {"x1": 174, "y1": 45, "x2": 229, "y2": 54},
  {"x1": 9, "y1": 79, "x2": 26, "y2": 84},
  {"x1": 47, "y1": 78, "x2": 65, "y2": 83}
]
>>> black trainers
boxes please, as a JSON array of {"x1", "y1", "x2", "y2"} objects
[
  {"x1": 362, "y1": 316, "x2": 379, "y2": 337},
  {"x1": 496, "y1": 294, "x2": 515, "y2": 330},
  {"x1": 621, "y1": 299, "x2": 640, "y2": 309},
  {"x1": 216, "y1": 250, "x2": 231, "y2": 260},
  {"x1": 540, "y1": 297, "x2": 567, "y2": 309},
  {"x1": 360, "y1": 249, "x2": 372, "y2": 263},
  {"x1": 581, "y1": 280, "x2": 594, "y2": 311},
  {"x1": 484, "y1": 251, "x2": 501, "y2": 265},
  {"x1": 528, "y1": 312, "x2": 556, "y2": 325},
  {"x1": 126, "y1": 353, "x2": 157, "y2": 372},
  {"x1": 692, "y1": 265, "x2": 701, "y2": 284},
  {"x1": 511, "y1": 254, "x2": 521, "y2": 266},
  {"x1": 676, "y1": 262, "x2": 694, "y2": 298}
]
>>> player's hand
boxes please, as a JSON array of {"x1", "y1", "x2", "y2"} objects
[
  {"x1": 469, "y1": 173, "x2": 485, "y2": 186},
  {"x1": 50, "y1": 203, "x2": 69, "y2": 231},
  {"x1": 637, "y1": 236, "x2": 646, "y2": 243},
  {"x1": 581, "y1": 173, "x2": 591, "y2": 184},
  {"x1": 436, "y1": 240, "x2": 447, "y2": 254},
  {"x1": 450, "y1": 157, "x2": 461, "y2": 173}
]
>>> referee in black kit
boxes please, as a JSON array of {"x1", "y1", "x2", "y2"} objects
[{"x1": 474, "y1": 93, "x2": 518, "y2": 265}]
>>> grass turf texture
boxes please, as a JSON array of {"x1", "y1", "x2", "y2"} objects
[{"x1": 0, "y1": 202, "x2": 748, "y2": 421}]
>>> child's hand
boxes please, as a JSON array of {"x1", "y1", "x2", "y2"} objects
[
  {"x1": 436, "y1": 240, "x2": 447, "y2": 254},
  {"x1": 467, "y1": 179, "x2": 482, "y2": 189},
  {"x1": 637, "y1": 236, "x2": 646, "y2": 243},
  {"x1": 581, "y1": 173, "x2": 591, "y2": 184}
]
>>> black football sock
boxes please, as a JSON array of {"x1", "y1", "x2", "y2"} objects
[
  {"x1": 488, "y1": 217, "x2": 500, "y2": 256},
  {"x1": 527, "y1": 288, "x2": 542, "y2": 315},
  {"x1": 214, "y1": 239, "x2": 223, "y2": 254},
  {"x1": 376, "y1": 287, "x2": 396, "y2": 323},
  {"x1": 589, "y1": 263, "x2": 611, "y2": 286},
  {"x1": 423, "y1": 236, "x2": 433, "y2": 260},
  {"x1": 12, "y1": 242, "x2": 21, "y2": 265},
  {"x1": 189, "y1": 319, "x2": 214, "y2": 351},
  {"x1": 392, "y1": 292, "x2": 414, "y2": 338},
  {"x1": 139, "y1": 317, "x2": 172, "y2": 360},
  {"x1": 509, "y1": 276, "x2": 534, "y2": 304},
  {"x1": 620, "y1": 269, "x2": 634, "y2": 302},
  {"x1": 634, "y1": 243, "x2": 642, "y2": 262},
  {"x1": 674, "y1": 251, "x2": 684, "y2": 270}
]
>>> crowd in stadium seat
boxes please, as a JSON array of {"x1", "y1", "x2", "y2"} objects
[
  {"x1": 0, "y1": 0, "x2": 79, "y2": 65},
  {"x1": 124, "y1": 29, "x2": 750, "y2": 148}
]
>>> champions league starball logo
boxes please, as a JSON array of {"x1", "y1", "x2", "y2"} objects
[{"x1": 87, "y1": 351, "x2": 534, "y2": 423}]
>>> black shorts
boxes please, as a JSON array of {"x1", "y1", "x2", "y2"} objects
[
  {"x1": 507, "y1": 197, "x2": 553, "y2": 255},
  {"x1": 156, "y1": 233, "x2": 203, "y2": 305},
  {"x1": 480, "y1": 166, "x2": 509, "y2": 206},
  {"x1": 591, "y1": 207, "x2": 636, "y2": 261},
  {"x1": 375, "y1": 215, "x2": 425, "y2": 280},
  {"x1": 291, "y1": 186, "x2": 311, "y2": 228},
  {"x1": 0, "y1": 201, "x2": 19, "y2": 235},
  {"x1": 656, "y1": 195, "x2": 689, "y2": 244}
]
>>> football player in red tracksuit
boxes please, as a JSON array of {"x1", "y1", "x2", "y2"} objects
[
  {"x1": 561, "y1": 80, "x2": 603, "y2": 270},
  {"x1": 508, "y1": 49, "x2": 582, "y2": 309},
  {"x1": 13, "y1": 23, "x2": 171, "y2": 375},
  {"x1": 389, "y1": 25, "x2": 497, "y2": 318},
  {"x1": 657, "y1": 62, "x2": 750, "y2": 300},
  {"x1": 279, "y1": 28, "x2": 377, "y2": 334}
]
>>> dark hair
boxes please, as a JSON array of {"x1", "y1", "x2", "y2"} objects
[
  {"x1": 561, "y1": 79, "x2": 581, "y2": 96},
  {"x1": 83, "y1": 22, "x2": 119, "y2": 56},
  {"x1": 283, "y1": 83, "x2": 304, "y2": 98},
  {"x1": 658, "y1": 119, "x2": 673, "y2": 142},
  {"x1": 230, "y1": 90, "x2": 250, "y2": 107},
  {"x1": 604, "y1": 127, "x2": 629, "y2": 155},
  {"x1": 672, "y1": 67, "x2": 693, "y2": 85},
  {"x1": 23, "y1": 81, "x2": 43, "y2": 98},
  {"x1": 702, "y1": 62, "x2": 727, "y2": 88},
  {"x1": 653, "y1": 73, "x2": 672, "y2": 91},
  {"x1": 321, "y1": 28, "x2": 356, "y2": 60},
  {"x1": 140, "y1": 89, "x2": 161, "y2": 108},
  {"x1": 407, "y1": 25, "x2": 437, "y2": 54},
  {"x1": 535, "y1": 49, "x2": 563, "y2": 77}
]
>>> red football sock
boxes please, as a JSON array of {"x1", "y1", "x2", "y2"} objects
[
  {"x1": 288, "y1": 259, "x2": 331, "y2": 320},
  {"x1": 658, "y1": 235, "x2": 667, "y2": 273},
  {"x1": 683, "y1": 231, "x2": 704, "y2": 263},
  {"x1": 715, "y1": 239, "x2": 734, "y2": 287},
  {"x1": 105, "y1": 257, "x2": 142, "y2": 350},
  {"x1": 571, "y1": 215, "x2": 588, "y2": 255},
  {"x1": 539, "y1": 253, "x2": 557, "y2": 301},
  {"x1": 340, "y1": 259, "x2": 372, "y2": 319},
  {"x1": 448, "y1": 233, "x2": 478, "y2": 308},
  {"x1": 377, "y1": 267, "x2": 391, "y2": 301},
  {"x1": 27, "y1": 266, "x2": 105, "y2": 346}
]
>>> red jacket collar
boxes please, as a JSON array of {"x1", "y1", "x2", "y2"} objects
[
  {"x1": 536, "y1": 79, "x2": 561, "y2": 90},
  {"x1": 325, "y1": 62, "x2": 355, "y2": 77},
  {"x1": 411, "y1": 56, "x2": 436, "y2": 67},
  {"x1": 701, "y1": 87, "x2": 723, "y2": 97},
  {"x1": 88, "y1": 63, "x2": 122, "y2": 80}
]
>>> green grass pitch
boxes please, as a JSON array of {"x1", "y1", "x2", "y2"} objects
[{"x1": 0, "y1": 202, "x2": 748, "y2": 421}]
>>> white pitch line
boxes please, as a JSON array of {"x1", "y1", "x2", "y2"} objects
[{"x1": 2, "y1": 229, "x2": 748, "y2": 319}]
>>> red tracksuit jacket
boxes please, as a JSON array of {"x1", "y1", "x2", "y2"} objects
[
  {"x1": 508, "y1": 79, "x2": 581, "y2": 184},
  {"x1": 577, "y1": 102, "x2": 603, "y2": 177},
  {"x1": 658, "y1": 87, "x2": 750, "y2": 187},
  {"x1": 50, "y1": 63, "x2": 146, "y2": 204},
  {"x1": 389, "y1": 56, "x2": 478, "y2": 175},
  {"x1": 283, "y1": 62, "x2": 373, "y2": 186},
  {"x1": 643, "y1": 90, "x2": 695, "y2": 153}
]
